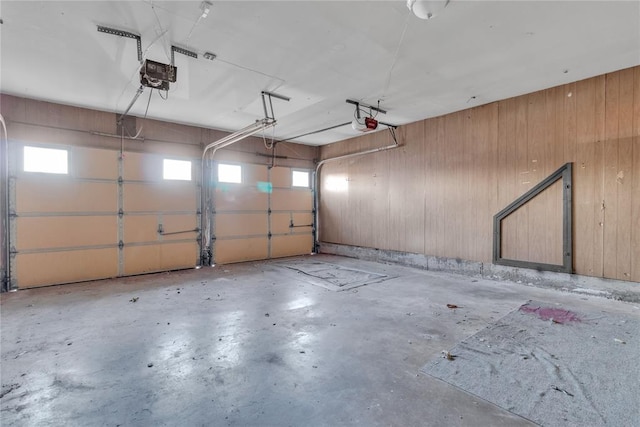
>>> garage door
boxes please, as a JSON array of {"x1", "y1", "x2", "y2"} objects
[
  {"x1": 212, "y1": 163, "x2": 313, "y2": 264},
  {"x1": 121, "y1": 152, "x2": 199, "y2": 276},
  {"x1": 10, "y1": 143, "x2": 199, "y2": 289}
]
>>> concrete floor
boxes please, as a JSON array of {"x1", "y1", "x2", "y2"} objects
[{"x1": 1, "y1": 254, "x2": 638, "y2": 426}]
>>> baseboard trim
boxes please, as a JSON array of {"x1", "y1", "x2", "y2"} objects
[{"x1": 319, "y1": 242, "x2": 640, "y2": 303}]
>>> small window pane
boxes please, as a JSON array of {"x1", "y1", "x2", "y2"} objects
[
  {"x1": 24, "y1": 146, "x2": 68, "y2": 174},
  {"x1": 163, "y1": 159, "x2": 191, "y2": 180},
  {"x1": 292, "y1": 170, "x2": 309, "y2": 188},
  {"x1": 218, "y1": 164, "x2": 242, "y2": 183}
]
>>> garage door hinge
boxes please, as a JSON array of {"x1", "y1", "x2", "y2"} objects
[
  {"x1": 118, "y1": 209, "x2": 124, "y2": 218},
  {"x1": 268, "y1": 209, "x2": 272, "y2": 214},
  {"x1": 118, "y1": 176, "x2": 123, "y2": 184},
  {"x1": 118, "y1": 240, "x2": 124, "y2": 249},
  {"x1": 268, "y1": 233, "x2": 272, "y2": 239}
]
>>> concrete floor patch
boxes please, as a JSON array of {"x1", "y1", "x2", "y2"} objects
[{"x1": 276, "y1": 260, "x2": 392, "y2": 291}]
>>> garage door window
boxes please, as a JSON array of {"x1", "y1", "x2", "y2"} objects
[
  {"x1": 163, "y1": 159, "x2": 192, "y2": 181},
  {"x1": 292, "y1": 170, "x2": 310, "y2": 188},
  {"x1": 24, "y1": 146, "x2": 68, "y2": 174},
  {"x1": 218, "y1": 163, "x2": 242, "y2": 184}
]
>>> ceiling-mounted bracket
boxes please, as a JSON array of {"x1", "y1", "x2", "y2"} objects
[
  {"x1": 261, "y1": 91, "x2": 290, "y2": 123},
  {"x1": 171, "y1": 45, "x2": 198, "y2": 65},
  {"x1": 347, "y1": 99, "x2": 392, "y2": 133},
  {"x1": 346, "y1": 99, "x2": 387, "y2": 116},
  {"x1": 97, "y1": 25, "x2": 142, "y2": 62}
]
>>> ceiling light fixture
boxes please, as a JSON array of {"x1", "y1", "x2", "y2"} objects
[
  {"x1": 200, "y1": 1, "x2": 212, "y2": 18},
  {"x1": 407, "y1": 0, "x2": 450, "y2": 20}
]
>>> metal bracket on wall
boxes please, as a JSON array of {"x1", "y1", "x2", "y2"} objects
[
  {"x1": 493, "y1": 162, "x2": 573, "y2": 273},
  {"x1": 97, "y1": 26, "x2": 142, "y2": 62}
]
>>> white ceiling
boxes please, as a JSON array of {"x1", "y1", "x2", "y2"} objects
[{"x1": 1, "y1": 1, "x2": 639, "y2": 145}]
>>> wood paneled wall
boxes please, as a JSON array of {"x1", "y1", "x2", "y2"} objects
[{"x1": 319, "y1": 66, "x2": 640, "y2": 282}]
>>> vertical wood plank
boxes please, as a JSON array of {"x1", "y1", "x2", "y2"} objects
[
  {"x1": 546, "y1": 86, "x2": 563, "y2": 265},
  {"x1": 472, "y1": 105, "x2": 491, "y2": 261},
  {"x1": 603, "y1": 72, "x2": 620, "y2": 279},
  {"x1": 375, "y1": 132, "x2": 390, "y2": 250},
  {"x1": 403, "y1": 122, "x2": 425, "y2": 254},
  {"x1": 387, "y1": 129, "x2": 405, "y2": 251},
  {"x1": 526, "y1": 90, "x2": 549, "y2": 263},
  {"x1": 632, "y1": 67, "x2": 640, "y2": 282},
  {"x1": 615, "y1": 68, "x2": 635, "y2": 280},
  {"x1": 514, "y1": 95, "x2": 530, "y2": 261},
  {"x1": 575, "y1": 78, "x2": 597, "y2": 276},
  {"x1": 498, "y1": 98, "x2": 519, "y2": 260},
  {"x1": 443, "y1": 112, "x2": 464, "y2": 258},
  {"x1": 461, "y1": 110, "x2": 473, "y2": 261},
  {"x1": 434, "y1": 116, "x2": 447, "y2": 257},
  {"x1": 423, "y1": 118, "x2": 438, "y2": 256},
  {"x1": 486, "y1": 103, "x2": 500, "y2": 262},
  {"x1": 592, "y1": 75, "x2": 607, "y2": 278}
]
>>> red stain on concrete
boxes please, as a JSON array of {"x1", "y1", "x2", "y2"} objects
[{"x1": 519, "y1": 303, "x2": 581, "y2": 324}]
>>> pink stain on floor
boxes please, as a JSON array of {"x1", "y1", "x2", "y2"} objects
[{"x1": 519, "y1": 303, "x2": 581, "y2": 324}]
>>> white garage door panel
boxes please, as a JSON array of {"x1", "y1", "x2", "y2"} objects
[
  {"x1": 271, "y1": 213, "x2": 292, "y2": 234},
  {"x1": 124, "y1": 182, "x2": 197, "y2": 212},
  {"x1": 123, "y1": 242, "x2": 198, "y2": 275},
  {"x1": 271, "y1": 212, "x2": 314, "y2": 234},
  {"x1": 74, "y1": 147, "x2": 119, "y2": 180},
  {"x1": 270, "y1": 167, "x2": 291, "y2": 187},
  {"x1": 215, "y1": 188, "x2": 268, "y2": 211},
  {"x1": 271, "y1": 189, "x2": 313, "y2": 211},
  {"x1": 271, "y1": 235, "x2": 314, "y2": 259},
  {"x1": 216, "y1": 213, "x2": 268, "y2": 237},
  {"x1": 291, "y1": 212, "x2": 314, "y2": 231},
  {"x1": 123, "y1": 152, "x2": 162, "y2": 181},
  {"x1": 16, "y1": 179, "x2": 117, "y2": 213},
  {"x1": 16, "y1": 216, "x2": 117, "y2": 250},
  {"x1": 124, "y1": 214, "x2": 197, "y2": 243},
  {"x1": 215, "y1": 238, "x2": 269, "y2": 264},
  {"x1": 244, "y1": 164, "x2": 269, "y2": 183},
  {"x1": 159, "y1": 215, "x2": 199, "y2": 241},
  {"x1": 15, "y1": 248, "x2": 118, "y2": 288},
  {"x1": 124, "y1": 215, "x2": 162, "y2": 244}
]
